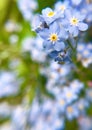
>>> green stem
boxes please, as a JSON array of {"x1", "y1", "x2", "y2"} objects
[{"x1": 67, "y1": 40, "x2": 75, "y2": 52}]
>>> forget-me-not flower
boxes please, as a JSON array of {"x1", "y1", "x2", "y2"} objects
[
  {"x1": 39, "y1": 21, "x2": 68, "y2": 51},
  {"x1": 41, "y1": 7, "x2": 64, "y2": 25},
  {"x1": 65, "y1": 9, "x2": 88, "y2": 37}
]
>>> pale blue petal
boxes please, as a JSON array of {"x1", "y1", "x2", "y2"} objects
[
  {"x1": 69, "y1": 26, "x2": 78, "y2": 37},
  {"x1": 54, "y1": 42, "x2": 65, "y2": 51},
  {"x1": 42, "y1": 8, "x2": 53, "y2": 16},
  {"x1": 65, "y1": 9, "x2": 72, "y2": 19},
  {"x1": 73, "y1": 27, "x2": 79, "y2": 37},
  {"x1": 76, "y1": 13, "x2": 86, "y2": 21},
  {"x1": 71, "y1": 0, "x2": 82, "y2": 5},
  {"x1": 68, "y1": 26, "x2": 75, "y2": 34},
  {"x1": 59, "y1": 29, "x2": 68, "y2": 39},
  {"x1": 43, "y1": 40, "x2": 53, "y2": 50},
  {"x1": 78, "y1": 22, "x2": 88, "y2": 31},
  {"x1": 50, "y1": 21, "x2": 60, "y2": 33},
  {"x1": 39, "y1": 29, "x2": 49, "y2": 39}
]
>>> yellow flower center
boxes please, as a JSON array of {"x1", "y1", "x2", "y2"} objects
[
  {"x1": 66, "y1": 92, "x2": 72, "y2": 98},
  {"x1": 47, "y1": 11, "x2": 55, "y2": 17},
  {"x1": 67, "y1": 106, "x2": 73, "y2": 113},
  {"x1": 70, "y1": 17, "x2": 78, "y2": 25},
  {"x1": 49, "y1": 33, "x2": 58, "y2": 43}
]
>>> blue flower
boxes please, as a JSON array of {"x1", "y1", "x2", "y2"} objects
[
  {"x1": 84, "y1": 3, "x2": 92, "y2": 24},
  {"x1": 65, "y1": 9, "x2": 88, "y2": 37},
  {"x1": 12, "y1": 107, "x2": 28, "y2": 130},
  {"x1": 69, "y1": 0, "x2": 86, "y2": 10},
  {"x1": 0, "y1": 103, "x2": 11, "y2": 119},
  {"x1": 51, "y1": 117, "x2": 65, "y2": 130},
  {"x1": 18, "y1": 0, "x2": 38, "y2": 21},
  {"x1": 56, "y1": 95, "x2": 67, "y2": 113},
  {"x1": 38, "y1": 21, "x2": 68, "y2": 51},
  {"x1": 63, "y1": 87, "x2": 78, "y2": 104},
  {"x1": 70, "y1": 80, "x2": 84, "y2": 94},
  {"x1": 49, "y1": 50, "x2": 71, "y2": 64},
  {"x1": 54, "y1": 1, "x2": 70, "y2": 13},
  {"x1": 41, "y1": 7, "x2": 64, "y2": 24},
  {"x1": 70, "y1": 0, "x2": 83, "y2": 6},
  {"x1": 29, "y1": 99, "x2": 65, "y2": 130},
  {"x1": 78, "y1": 116, "x2": 92, "y2": 130},
  {"x1": 77, "y1": 98, "x2": 89, "y2": 114},
  {"x1": 77, "y1": 43, "x2": 92, "y2": 67},
  {"x1": 0, "y1": 72, "x2": 19, "y2": 98},
  {"x1": 66, "y1": 104, "x2": 79, "y2": 120},
  {"x1": 49, "y1": 61, "x2": 71, "y2": 77}
]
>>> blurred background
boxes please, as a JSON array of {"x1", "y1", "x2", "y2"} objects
[{"x1": 0, "y1": 0, "x2": 92, "y2": 130}]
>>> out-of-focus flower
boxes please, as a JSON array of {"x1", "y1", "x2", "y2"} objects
[
  {"x1": 63, "y1": 87, "x2": 78, "y2": 104},
  {"x1": 5, "y1": 20, "x2": 22, "y2": 32},
  {"x1": 66, "y1": 104, "x2": 79, "y2": 120},
  {"x1": 70, "y1": 80, "x2": 84, "y2": 94},
  {"x1": 65, "y1": 9, "x2": 88, "y2": 37},
  {"x1": 70, "y1": 0, "x2": 84, "y2": 6},
  {"x1": 9, "y1": 34, "x2": 19, "y2": 44},
  {"x1": 0, "y1": 102, "x2": 12, "y2": 118},
  {"x1": 11, "y1": 106, "x2": 28, "y2": 130},
  {"x1": 54, "y1": 1, "x2": 70, "y2": 12},
  {"x1": 22, "y1": 36, "x2": 47, "y2": 63},
  {"x1": 0, "y1": 72, "x2": 20, "y2": 98},
  {"x1": 17, "y1": 0, "x2": 38, "y2": 21},
  {"x1": 77, "y1": 99, "x2": 89, "y2": 114},
  {"x1": 29, "y1": 98, "x2": 65, "y2": 130},
  {"x1": 77, "y1": 43, "x2": 92, "y2": 67},
  {"x1": 78, "y1": 116, "x2": 92, "y2": 130}
]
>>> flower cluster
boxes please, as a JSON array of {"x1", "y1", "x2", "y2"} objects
[{"x1": 34, "y1": 0, "x2": 92, "y2": 64}]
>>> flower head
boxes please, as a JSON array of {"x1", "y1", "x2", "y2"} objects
[
  {"x1": 65, "y1": 9, "x2": 88, "y2": 37},
  {"x1": 39, "y1": 21, "x2": 68, "y2": 51},
  {"x1": 41, "y1": 7, "x2": 64, "y2": 24}
]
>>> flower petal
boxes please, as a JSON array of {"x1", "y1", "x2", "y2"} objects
[
  {"x1": 78, "y1": 22, "x2": 88, "y2": 31},
  {"x1": 59, "y1": 28, "x2": 68, "y2": 39},
  {"x1": 68, "y1": 26, "x2": 79, "y2": 37},
  {"x1": 73, "y1": 27, "x2": 79, "y2": 37},
  {"x1": 39, "y1": 29, "x2": 49, "y2": 39},
  {"x1": 50, "y1": 21, "x2": 60, "y2": 33},
  {"x1": 43, "y1": 40, "x2": 53, "y2": 50},
  {"x1": 54, "y1": 42, "x2": 65, "y2": 51},
  {"x1": 42, "y1": 8, "x2": 53, "y2": 16}
]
